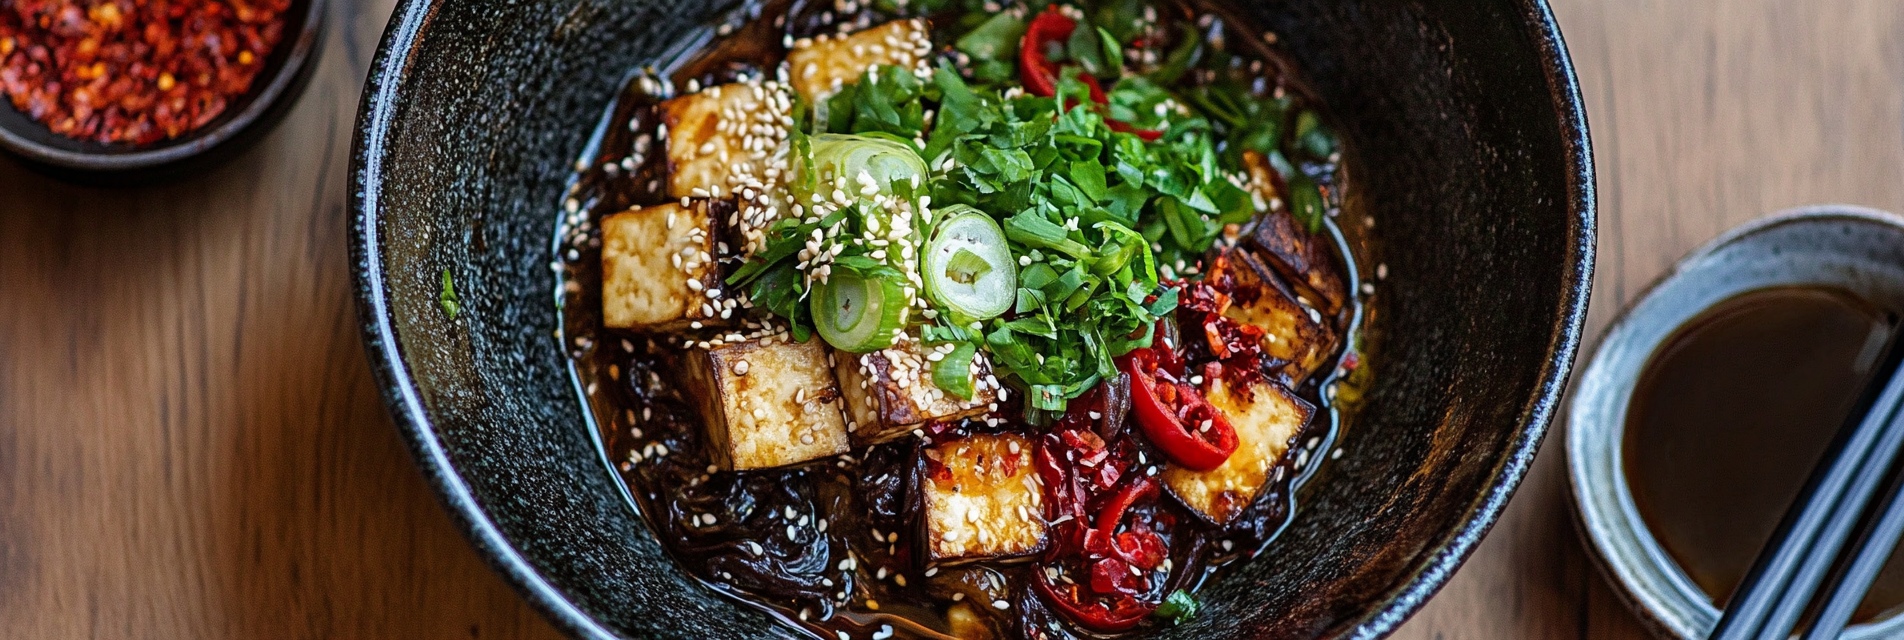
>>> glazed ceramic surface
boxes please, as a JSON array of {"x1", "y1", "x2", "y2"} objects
[
  {"x1": 349, "y1": 0, "x2": 1594, "y2": 637},
  {"x1": 1569, "y1": 207, "x2": 1904, "y2": 640}
]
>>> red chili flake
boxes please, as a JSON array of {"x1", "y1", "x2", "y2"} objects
[{"x1": 0, "y1": 0, "x2": 288, "y2": 145}]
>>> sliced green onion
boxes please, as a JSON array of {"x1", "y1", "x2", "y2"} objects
[
  {"x1": 811, "y1": 270, "x2": 909, "y2": 353},
  {"x1": 1004, "y1": 210, "x2": 1091, "y2": 259},
  {"x1": 924, "y1": 206, "x2": 1017, "y2": 323},
  {"x1": 791, "y1": 134, "x2": 928, "y2": 205},
  {"x1": 1029, "y1": 384, "x2": 1068, "y2": 411},
  {"x1": 932, "y1": 342, "x2": 979, "y2": 400}
]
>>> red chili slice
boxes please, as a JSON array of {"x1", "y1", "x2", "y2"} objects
[
  {"x1": 1113, "y1": 528, "x2": 1167, "y2": 568},
  {"x1": 1019, "y1": 8, "x2": 1087, "y2": 99},
  {"x1": 1035, "y1": 433, "x2": 1087, "y2": 521},
  {"x1": 1120, "y1": 349, "x2": 1239, "y2": 471},
  {"x1": 1095, "y1": 476, "x2": 1157, "y2": 532},
  {"x1": 1032, "y1": 571, "x2": 1155, "y2": 631}
]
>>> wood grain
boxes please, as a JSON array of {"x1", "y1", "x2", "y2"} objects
[
  {"x1": 0, "y1": 0, "x2": 566, "y2": 637},
  {"x1": 1394, "y1": 1, "x2": 1904, "y2": 638},
  {"x1": 0, "y1": 0, "x2": 1897, "y2": 638}
]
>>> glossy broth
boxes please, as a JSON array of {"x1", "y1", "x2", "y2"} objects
[{"x1": 1625, "y1": 286, "x2": 1902, "y2": 622}]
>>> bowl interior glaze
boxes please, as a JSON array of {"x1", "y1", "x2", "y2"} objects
[{"x1": 349, "y1": 1, "x2": 1593, "y2": 638}]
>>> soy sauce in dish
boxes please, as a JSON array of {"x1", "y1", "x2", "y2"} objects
[{"x1": 1625, "y1": 285, "x2": 1902, "y2": 622}]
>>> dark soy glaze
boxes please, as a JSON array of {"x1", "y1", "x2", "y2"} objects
[
  {"x1": 1625, "y1": 286, "x2": 1903, "y2": 622},
  {"x1": 550, "y1": 1, "x2": 1372, "y2": 637}
]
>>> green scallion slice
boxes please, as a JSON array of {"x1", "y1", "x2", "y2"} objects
[
  {"x1": 791, "y1": 133, "x2": 928, "y2": 206},
  {"x1": 924, "y1": 206, "x2": 1017, "y2": 323},
  {"x1": 931, "y1": 342, "x2": 979, "y2": 400},
  {"x1": 811, "y1": 270, "x2": 910, "y2": 353}
]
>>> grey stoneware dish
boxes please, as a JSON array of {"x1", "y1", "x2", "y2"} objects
[
  {"x1": 348, "y1": 0, "x2": 1595, "y2": 638},
  {"x1": 1570, "y1": 207, "x2": 1904, "y2": 640},
  {"x1": 0, "y1": 0, "x2": 326, "y2": 183}
]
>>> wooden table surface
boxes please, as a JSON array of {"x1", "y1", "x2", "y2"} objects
[{"x1": 3, "y1": 0, "x2": 1899, "y2": 637}]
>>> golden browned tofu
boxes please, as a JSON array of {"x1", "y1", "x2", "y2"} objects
[
  {"x1": 1210, "y1": 249, "x2": 1337, "y2": 385},
  {"x1": 921, "y1": 433, "x2": 1047, "y2": 562},
  {"x1": 658, "y1": 81, "x2": 792, "y2": 199},
  {"x1": 834, "y1": 340, "x2": 998, "y2": 445},
  {"x1": 786, "y1": 19, "x2": 932, "y2": 102},
  {"x1": 1243, "y1": 150, "x2": 1348, "y2": 314},
  {"x1": 681, "y1": 336, "x2": 850, "y2": 470},
  {"x1": 601, "y1": 201, "x2": 727, "y2": 330},
  {"x1": 1162, "y1": 378, "x2": 1313, "y2": 524}
]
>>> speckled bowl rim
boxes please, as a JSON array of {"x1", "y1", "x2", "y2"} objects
[
  {"x1": 1568, "y1": 205, "x2": 1904, "y2": 640},
  {"x1": 346, "y1": 0, "x2": 1596, "y2": 637}
]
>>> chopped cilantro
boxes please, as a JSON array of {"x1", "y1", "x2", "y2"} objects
[
  {"x1": 1154, "y1": 589, "x2": 1200, "y2": 625},
  {"x1": 727, "y1": 0, "x2": 1340, "y2": 410}
]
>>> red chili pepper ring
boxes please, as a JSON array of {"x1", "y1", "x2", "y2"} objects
[{"x1": 1120, "y1": 348, "x2": 1239, "y2": 471}]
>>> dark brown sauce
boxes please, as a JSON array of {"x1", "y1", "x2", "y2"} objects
[
  {"x1": 550, "y1": 1, "x2": 1368, "y2": 637},
  {"x1": 1625, "y1": 286, "x2": 1902, "y2": 622}
]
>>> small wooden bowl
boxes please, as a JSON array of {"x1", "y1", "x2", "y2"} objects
[{"x1": 0, "y1": 0, "x2": 326, "y2": 184}]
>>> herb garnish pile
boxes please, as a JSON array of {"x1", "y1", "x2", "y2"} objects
[{"x1": 730, "y1": 1, "x2": 1339, "y2": 413}]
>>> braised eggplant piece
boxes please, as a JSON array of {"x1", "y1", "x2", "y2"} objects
[
  {"x1": 836, "y1": 340, "x2": 1001, "y2": 445},
  {"x1": 1207, "y1": 248, "x2": 1338, "y2": 386},
  {"x1": 1245, "y1": 149, "x2": 1349, "y2": 315},
  {"x1": 1161, "y1": 378, "x2": 1314, "y2": 525},
  {"x1": 1248, "y1": 208, "x2": 1349, "y2": 316}
]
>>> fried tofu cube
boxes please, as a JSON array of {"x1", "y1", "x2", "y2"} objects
[
  {"x1": 834, "y1": 341, "x2": 998, "y2": 445},
  {"x1": 921, "y1": 433, "x2": 1047, "y2": 562},
  {"x1": 1211, "y1": 249, "x2": 1337, "y2": 385},
  {"x1": 601, "y1": 201, "x2": 729, "y2": 330},
  {"x1": 658, "y1": 81, "x2": 792, "y2": 199},
  {"x1": 1243, "y1": 150, "x2": 1348, "y2": 314},
  {"x1": 681, "y1": 337, "x2": 851, "y2": 470},
  {"x1": 1162, "y1": 379, "x2": 1313, "y2": 524},
  {"x1": 786, "y1": 19, "x2": 932, "y2": 102}
]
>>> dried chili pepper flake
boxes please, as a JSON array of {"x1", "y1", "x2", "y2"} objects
[{"x1": 1, "y1": 0, "x2": 288, "y2": 145}]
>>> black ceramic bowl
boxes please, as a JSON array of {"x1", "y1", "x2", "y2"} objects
[
  {"x1": 348, "y1": 0, "x2": 1594, "y2": 637},
  {"x1": 0, "y1": 0, "x2": 326, "y2": 183}
]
